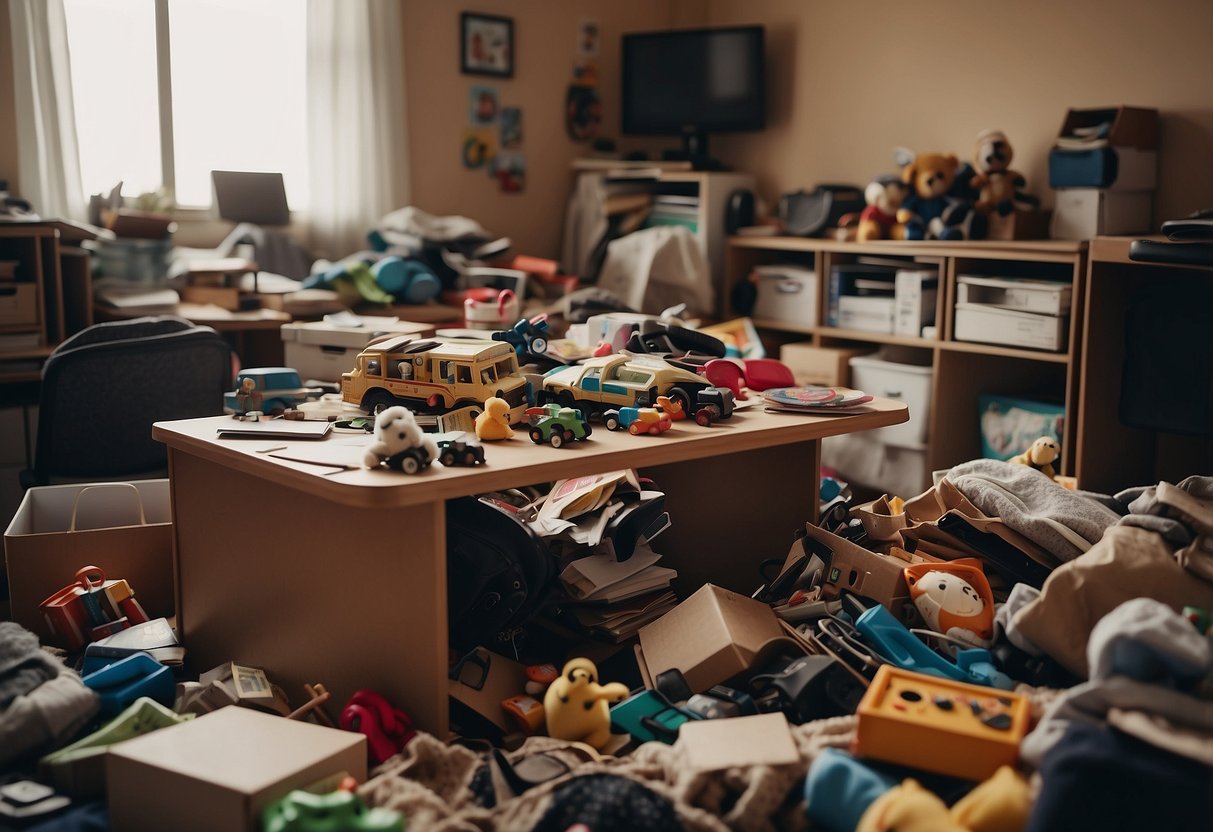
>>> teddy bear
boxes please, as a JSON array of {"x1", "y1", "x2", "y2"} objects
[
  {"x1": 897, "y1": 151, "x2": 985, "y2": 240},
  {"x1": 856, "y1": 175, "x2": 909, "y2": 241},
  {"x1": 967, "y1": 129, "x2": 1028, "y2": 217},
  {"x1": 543, "y1": 658, "x2": 629, "y2": 750},
  {"x1": 474, "y1": 396, "x2": 514, "y2": 441},
  {"x1": 1009, "y1": 435, "x2": 1060, "y2": 479},
  {"x1": 363, "y1": 405, "x2": 438, "y2": 472}
]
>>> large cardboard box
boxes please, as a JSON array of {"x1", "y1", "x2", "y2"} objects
[
  {"x1": 779, "y1": 343, "x2": 872, "y2": 388},
  {"x1": 107, "y1": 707, "x2": 366, "y2": 832},
  {"x1": 637, "y1": 584, "x2": 798, "y2": 693},
  {"x1": 4, "y1": 481, "x2": 174, "y2": 642},
  {"x1": 1050, "y1": 189, "x2": 1153, "y2": 240}
]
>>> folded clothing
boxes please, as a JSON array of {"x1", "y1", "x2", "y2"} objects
[
  {"x1": 0, "y1": 621, "x2": 62, "y2": 709},
  {"x1": 947, "y1": 460, "x2": 1120, "y2": 562}
]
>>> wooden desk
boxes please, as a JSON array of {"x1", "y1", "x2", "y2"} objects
[{"x1": 153, "y1": 400, "x2": 907, "y2": 735}]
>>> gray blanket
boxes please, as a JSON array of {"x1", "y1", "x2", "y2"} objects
[
  {"x1": 0, "y1": 621, "x2": 61, "y2": 709},
  {"x1": 948, "y1": 460, "x2": 1120, "y2": 562}
]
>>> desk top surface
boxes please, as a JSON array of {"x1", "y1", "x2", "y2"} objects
[{"x1": 154, "y1": 399, "x2": 907, "y2": 509}]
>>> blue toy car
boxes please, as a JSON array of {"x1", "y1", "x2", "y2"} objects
[
  {"x1": 492, "y1": 315, "x2": 550, "y2": 358},
  {"x1": 225, "y1": 368, "x2": 323, "y2": 416}
]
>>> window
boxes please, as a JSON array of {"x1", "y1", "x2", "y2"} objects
[{"x1": 64, "y1": 0, "x2": 308, "y2": 209}]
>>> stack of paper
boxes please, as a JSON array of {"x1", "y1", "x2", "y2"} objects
[{"x1": 762, "y1": 387, "x2": 874, "y2": 415}]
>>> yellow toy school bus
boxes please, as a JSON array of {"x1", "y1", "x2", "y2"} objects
[{"x1": 341, "y1": 336, "x2": 531, "y2": 423}]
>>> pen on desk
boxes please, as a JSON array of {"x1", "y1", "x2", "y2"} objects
[{"x1": 256, "y1": 445, "x2": 288, "y2": 454}]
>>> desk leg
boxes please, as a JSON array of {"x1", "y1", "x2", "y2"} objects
[
  {"x1": 168, "y1": 450, "x2": 449, "y2": 736},
  {"x1": 644, "y1": 439, "x2": 820, "y2": 595}
]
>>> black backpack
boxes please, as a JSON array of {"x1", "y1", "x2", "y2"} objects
[{"x1": 446, "y1": 496, "x2": 555, "y2": 652}]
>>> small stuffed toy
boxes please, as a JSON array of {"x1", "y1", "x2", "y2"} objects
[
  {"x1": 904, "y1": 559, "x2": 995, "y2": 647},
  {"x1": 968, "y1": 129, "x2": 1028, "y2": 217},
  {"x1": 363, "y1": 406, "x2": 438, "y2": 471},
  {"x1": 543, "y1": 658, "x2": 629, "y2": 750},
  {"x1": 475, "y1": 396, "x2": 514, "y2": 441},
  {"x1": 857, "y1": 176, "x2": 909, "y2": 241},
  {"x1": 897, "y1": 149, "x2": 986, "y2": 240},
  {"x1": 858, "y1": 768, "x2": 1031, "y2": 832},
  {"x1": 1009, "y1": 436, "x2": 1060, "y2": 479}
]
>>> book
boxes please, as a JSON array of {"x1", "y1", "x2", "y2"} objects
[
  {"x1": 86, "y1": 617, "x2": 185, "y2": 666},
  {"x1": 216, "y1": 417, "x2": 333, "y2": 440}
]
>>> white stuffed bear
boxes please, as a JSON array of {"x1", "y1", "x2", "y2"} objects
[{"x1": 363, "y1": 406, "x2": 438, "y2": 470}]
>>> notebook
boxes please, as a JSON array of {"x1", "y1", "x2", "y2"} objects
[{"x1": 216, "y1": 418, "x2": 333, "y2": 440}]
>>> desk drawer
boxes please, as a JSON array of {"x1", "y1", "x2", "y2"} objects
[{"x1": 0, "y1": 283, "x2": 38, "y2": 327}]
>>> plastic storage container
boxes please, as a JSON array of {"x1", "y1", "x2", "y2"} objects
[
  {"x1": 752, "y1": 265, "x2": 816, "y2": 326},
  {"x1": 849, "y1": 353, "x2": 933, "y2": 450}
]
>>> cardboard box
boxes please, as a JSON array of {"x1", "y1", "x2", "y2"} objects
[
  {"x1": 984, "y1": 208, "x2": 1052, "y2": 241},
  {"x1": 1056, "y1": 105, "x2": 1159, "y2": 152},
  {"x1": 1050, "y1": 189, "x2": 1153, "y2": 239},
  {"x1": 4, "y1": 481, "x2": 174, "y2": 643},
  {"x1": 751, "y1": 264, "x2": 817, "y2": 327},
  {"x1": 954, "y1": 304, "x2": 1068, "y2": 352},
  {"x1": 779, "y1": 343, "x2": 872, "y2": 388},
  {"x1": 637, "y1": 584, "x2": 800, "y2": 693},
  {"x1": 107, "y1": 707, "x2": 366, "y2": 832},
  {"x1": 281, "y1": 319, "x2": 436, "y2": 382},
  {"x1": 0, "y1": 282, "x2": 38, "y2": 326}
]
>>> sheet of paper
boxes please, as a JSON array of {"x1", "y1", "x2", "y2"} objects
[
  {"x1": 679, "y1": 712, "x2": 799, "y2": 771},
  {"x1": 560, "y1": 544, "x2": 660, "y2": 599}
]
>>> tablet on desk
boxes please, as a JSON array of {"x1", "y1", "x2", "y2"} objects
[{"x1": 216, "y1": 417, "x2": 333, "y2": 440}]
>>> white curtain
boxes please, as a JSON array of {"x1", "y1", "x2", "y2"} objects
[
  {"x1": 305, "y1": 0, "x2": 410, "y2": 259},
  {"x1": 8, "y1": 0, "x2": 85, "y2": 220}
]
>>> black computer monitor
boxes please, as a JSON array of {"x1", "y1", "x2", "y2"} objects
[{"x1": 621, "y1": 26, "x2": 765, "y2": 168}]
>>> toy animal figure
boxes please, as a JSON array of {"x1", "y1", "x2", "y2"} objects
[
  {"x1": 363, "y1": 406, "x2": 438, "y2": 473},
  {"x1": 897, "y1": 150, "x2": 985, "y2": 240},
  {"x1": 543, "y1": 658, "x2": 629, "y2": 750},
  {"x1": 1009, "y1": 436, "x2": 1059, "y2": 479},
  {"x1": 857, "y1": 175, "x2": 909, "y2": 241},
  {"x1": 904, "y1": 559, "x2": 995, "y2": 648},
  {"x1": 475, "y1": 396, "x2": 515, "y2": 441},
  {"x1": 968, "y1": 129, "x2": 1028, "y2": 217},
  {"x1": 858, "y1": 768, "x2": 1031, "y2": 832}
]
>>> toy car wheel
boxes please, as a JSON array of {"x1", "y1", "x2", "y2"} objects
[
  {"x1": 628, "y1": 423, "x2": 642, "y2": 436},
  {"x1": 549, "y1": 431, "x2": 565, "y2": 449},
  {"x1": 564, "y1": 429, "x2": 576, "y2": 444},
  {"x1": 581, "y1": 422, "x2": 592, "y2": 438},
  {"x1": 529, "y1": 428, "x2": 544, "y2": 444},
  {"x1": 401, "y1": 455, "x2": 421, "y2": 475},
  {"x1": 604, "y1": 412, "x2": 620, "y2": 431},
  {"x1": 695, "y1": 410, "x2": 712, "y2": 427},
  {"x1": 666, "y1": 386, "x2": 692, "y2": 415},
  {"x1": 529, "y1": 336, "x2": 547, "y2": 354},
  {"x1": 439, "y1": 451, "x2": 455, "y2": 467},
  {"x1": 464, "y1": 450, "x2": 479, "y2": 465}
]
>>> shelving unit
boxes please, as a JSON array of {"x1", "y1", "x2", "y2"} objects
[{"x1": 726, "y1": 237, "x2": 1088, "y2": 487}]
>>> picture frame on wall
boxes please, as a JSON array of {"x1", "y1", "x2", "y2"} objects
[{"x1": 461, "y1": 13, "x2": 514, "y2": 78}]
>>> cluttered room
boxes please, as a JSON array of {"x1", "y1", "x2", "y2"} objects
[{"x1": 1, "y1": 0, "x2": 1212, "y2": 829}]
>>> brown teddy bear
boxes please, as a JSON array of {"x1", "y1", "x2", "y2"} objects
[
  {"x1": 968, "y1": 129, "x2": 1026, "y2": 216},
  {"x1": 896, "y1": 152, "x2": 965, "y2": 240}
]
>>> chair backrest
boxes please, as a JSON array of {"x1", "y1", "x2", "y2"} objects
[{"x1": 30, "y1": 316, "x2": 232, "y2": 485}]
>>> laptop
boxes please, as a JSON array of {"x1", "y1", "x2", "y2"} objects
[{"x1": 211, "y1": 170, "x2": 291, "y2": 226}]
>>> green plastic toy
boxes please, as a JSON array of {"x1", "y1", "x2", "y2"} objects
[{"x1": 261, "y1": 788, "x2": 404, "y2": 832}]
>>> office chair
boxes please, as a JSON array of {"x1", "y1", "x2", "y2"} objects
[{"x1": 21, "y1": 316, "x2": 233, "y2": 488}]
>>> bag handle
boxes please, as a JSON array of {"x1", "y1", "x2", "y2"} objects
[{"x1": 69, "y1": 483, "x2": 148, "y2": 532}]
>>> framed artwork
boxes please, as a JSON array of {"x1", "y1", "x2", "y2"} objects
[{"x1": 461, "y1": 13, "x2": 514, "y2": 78}]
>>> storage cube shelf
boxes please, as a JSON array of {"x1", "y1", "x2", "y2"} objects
[{"x1": 726, "y1": 236, "x2": 1086, "y2": 490}]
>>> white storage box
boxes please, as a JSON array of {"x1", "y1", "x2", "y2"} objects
[
  {"x1": 281, "y1": 320, "x2": 434, "y2": 382},
  {"x1": 752, "y1": 265, "x2": 816, "y2": 327},
  {"x1": 954, "y1": 304, "x2": 1068, "y2": 352},
  {"x1": 849, "y1": 354, "x2": 933, "y2": 450},
  {"x1": 1050, "y1": 189, "x2": 1152, "y2": 240}
]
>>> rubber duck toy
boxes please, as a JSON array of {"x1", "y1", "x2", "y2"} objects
[
  {"x1": 543, "y1": 658, "x2": 629, "y2": 750},
  {"x1": 475, "y1": 396, "x2": 514, "y2": 441},
  {"x1": 1009, "y1": 436, "x2": 1059, "y2": 480}
]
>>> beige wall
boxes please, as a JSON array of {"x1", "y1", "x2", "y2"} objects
[
  {"x1": 401, "y1": 0, "x2": 679, "y2": 260},
  {"x1": 3, "y1": 0, "x2": 1210, "y2": 252},
  {"x1": 698, "y1": 0, "x2": 1213, "y2": 225}
]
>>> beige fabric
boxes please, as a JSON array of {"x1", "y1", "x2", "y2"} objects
[
  {"x1": 1012, "y1": 525, "x2": 1213, "y2": 678},
  {"x1": 360, "y1": 717, "x2": 859, "y2": 832}
]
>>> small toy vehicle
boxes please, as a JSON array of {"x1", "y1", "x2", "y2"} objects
[
  {"x1": 384, "y1": 445, "x2": 433, "y2": 475},
  {"x1": 525, "y1": 403, "x2": 591, "y2": 448},
  {"x1": 437, "y1": 438, "x2": 486, "y2": 467},
  {"x1": 283, "y1": 393, "x2": 357, "y2": 421},
  {"x1": 693, "y1": 387, "x2": 736, "y2": 426},
  {"x1": 492, "y1": 314, "x2": 550, "y2": 358},
  {"x1": 225, "y1": 368, "x2": 323, "y2": 416},
  {"x1": 602, "y1": 407, "x2": 672, "y2": 436},
  {"x1": 655, "y1": 395, "x2": 687, "y2": 421}
]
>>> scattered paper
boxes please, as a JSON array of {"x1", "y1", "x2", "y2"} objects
[{"x1": 679, "y1": 713, "x2": 799, "y2": 771}]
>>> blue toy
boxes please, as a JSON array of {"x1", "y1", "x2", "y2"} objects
[
  {"x1": 370, "y1": 256, "x2": 441, "y2": 304},
  {"x1": 492, "y1": 315, "x2": 550, "y2": 359},
  {"x1": 81, "y1": 651, "x2": 175, "y2": 716}
]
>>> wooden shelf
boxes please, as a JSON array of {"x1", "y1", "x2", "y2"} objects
[{"x1": 726, "y1": 237, "x2": 1088, "y2": 488}]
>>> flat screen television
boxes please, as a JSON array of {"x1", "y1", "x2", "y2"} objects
[{"x1": 622, "y1": 26, "x2": 764, "y2": 167}]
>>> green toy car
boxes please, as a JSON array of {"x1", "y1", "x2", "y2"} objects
[{"x1": 524, "y1": 404, "x2": 592, "y2": 448}]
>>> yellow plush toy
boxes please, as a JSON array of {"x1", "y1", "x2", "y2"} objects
[
  {"x1": 543, "y1": 658, "x2": 629, "y2": 750},
  {"x1": 474, "y1": 396, "x2": 514, "y2": 441},
  {"x1": 1009, "y1": 436, "x2": 1059, "y2": 479},
  {"x1": 858, "y1": 768, "x2": 1031, "y2": 832}
]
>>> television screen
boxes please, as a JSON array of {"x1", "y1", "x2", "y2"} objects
[{"x1": 622, "y1": 26, "x2": 764, "y2": 137}]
